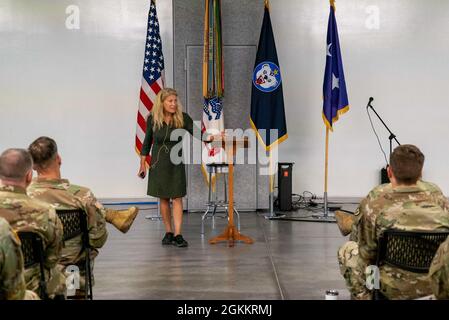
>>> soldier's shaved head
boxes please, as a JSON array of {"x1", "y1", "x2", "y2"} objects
[
  {"x1": 28, "y1": 136, "x2": 58, "y2": 170},
  {"x1": 390, "y1": 144, "x2": 424, "y2": 185},
  {"x1": 0, "y1": 148, "x2": 33, "y2": 182}
]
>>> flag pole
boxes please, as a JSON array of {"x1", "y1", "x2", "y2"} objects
[
  {"x1": 265, "y1": 149, "x2": 277, "y2": 219},
  {"x1": 266, "y1": 0, "x2": 276, "y2": 219},
  {"x1": 265, "y1": 146, "x2": 284, "y2": 220},
  {"x1": 294, "y1": 0, "x2": 342, "y2": 223},
  {"x1": 307, "y1": 125, "x2": 334, "y2": 222},
  {"x1": 324, "y1": 126, "x2": 329, "y2": 218},
  {"x1": 263, "y1": 149, "x2": 275, "y2": 219},
  {"x1": 269, "y1": 150, "x2": 274, "y2": 218},
  {"x1": 323, "y1": 0, "x2": 333, "y2": 219}
]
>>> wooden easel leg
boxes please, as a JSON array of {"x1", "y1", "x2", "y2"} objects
[
  {"x1": 209, "y1": 226, "x2": 254, "y2": 247},
  {"x1": 234, "y1": 231, "x2": 254, "y2": 245}
]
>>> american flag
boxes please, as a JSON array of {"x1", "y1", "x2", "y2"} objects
[{"x1": 135, "y1": 0, "x2": 165, "y2": 164}]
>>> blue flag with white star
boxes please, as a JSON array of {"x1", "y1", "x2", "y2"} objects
[{"x1": 322, "y1": 3, "x2": 349, "y2": 130}]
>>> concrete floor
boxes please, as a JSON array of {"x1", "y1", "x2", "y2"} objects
[{"x1": 93, "y1": 204, "x2": 354, "y2": 300}]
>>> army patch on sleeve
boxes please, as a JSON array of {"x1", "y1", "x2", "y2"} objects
[{"x1": 10, "y1": 228, "x2": 21, "y2": 246}]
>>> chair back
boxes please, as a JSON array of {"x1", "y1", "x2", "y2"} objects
[
  {"x1": 373, "y1": 229, "x2": 449, "y2": 300},
  {"x1": 18, "y1": 231, "x2": 48, "y2": 299},
  {"x1": 56, "y1": 208, "x2": 93, "y2": 300},
  {"x1": 56, "y1": 208, "x2": 88, "y2": 243},
  {"x1": 377, "y1": 229, "x2": 449, "y2": 273}
]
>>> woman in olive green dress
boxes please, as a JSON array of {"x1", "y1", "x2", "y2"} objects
[{"x1": 138, "y1": 88, "x2": 211, "y2": 247}]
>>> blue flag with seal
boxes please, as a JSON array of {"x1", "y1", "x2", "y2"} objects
[
  {"x1": 322, "y1": 1, "x2": 349, "y2": 130},
  {"x1": 250, "y1": 1, "x2": 287, "y2": 151}
]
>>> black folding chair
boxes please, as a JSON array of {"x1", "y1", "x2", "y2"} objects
[
  {"x1": 18, "y1": 231, "x2": 48, "y2": 300},
  {"x1": 56, "y1": 208, "x2": 93, "y2": 300},
  {"x1": 374, "y1": 229, "x2": 449, "y2": 300}
]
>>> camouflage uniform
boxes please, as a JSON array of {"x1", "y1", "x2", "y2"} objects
[
  {"x1": 0, "y1": 184, "x2": 65, "y2": 299},
  {"x1": 0, "y1": 216, "x2": 27, "y2": 300},
  {"x1": 28, "y1": 178, "x2": 108, "y2": 291},
  {"x1": 338, "y1": 180, "x2": 449, "y2": 299},
  {"x1": 0, "y1": 217, "x2": 39, "y2": 300},
  {"x1": 429, "y1": 236, "x2": 449, "y2": 299}
]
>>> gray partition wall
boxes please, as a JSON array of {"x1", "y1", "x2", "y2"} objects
[{"x1": 174, "y1": 0, "x2": 269, "y2": 211}]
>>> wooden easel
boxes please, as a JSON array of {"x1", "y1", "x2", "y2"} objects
[{"x1": 209, "y1": 136, "x2": 254, "y2": 247}]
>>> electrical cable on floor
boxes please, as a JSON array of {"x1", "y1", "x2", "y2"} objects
[
  {"x1": 274, "y1": 191, "x2": 320, "y2": 211},
  {"x1": 267, "y1": 190, "x2": 360, "y2": 221},
  {"x1": 274, "y1": 190, "x2": 360, "y2": 213}
]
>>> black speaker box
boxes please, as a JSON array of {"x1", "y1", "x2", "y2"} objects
[
  {"x1": 278, "y1": 163, "x2": 294, "y2": 211},
  {"x1": 381, "y1": 167, "x2": 389, "y2": 184}
]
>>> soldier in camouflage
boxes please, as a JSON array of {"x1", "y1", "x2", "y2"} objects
[
  {"x1": 0, "y1": 216, "x2": 39, "y2": 300},
  {"x1": 338, "y1": 145, "x2": 449, "y2": 299},
  {"x1": 337, "y1": 180, "x2": 449, "y2": 242},
  {"x1": 0, "y1": 148, "x2": 66, "y2": 299},
  {"x1": 429, "y1": 236, "x2": 449, "y2": 299},
  {"x1": 27, "y1": 136, "x2": 138, "y2": 297}
]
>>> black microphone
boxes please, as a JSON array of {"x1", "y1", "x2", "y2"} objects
[{"x1": 366, "y1": 97, "x2": 374, "y2": 108}]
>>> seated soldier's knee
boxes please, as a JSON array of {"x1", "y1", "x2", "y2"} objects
[{"x1": 338, "y1": 241, "x2": 358, "y2": 264}]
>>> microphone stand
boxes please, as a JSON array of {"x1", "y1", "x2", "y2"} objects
[{"x1": 367, "y1": 98, "x2": 401, "y2": 180}]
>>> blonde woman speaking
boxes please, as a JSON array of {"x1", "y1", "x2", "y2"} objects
[{"x1": 138, "y1": 88, "x2": 217, "y2": 248}]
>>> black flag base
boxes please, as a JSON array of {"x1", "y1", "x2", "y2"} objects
[
  {"x1": 270, "y1": 212, "x2": 337, "y2": 223},
  {"x1": 264, "y1": 211, "x2": 286, "y2": 220},
  {"x1": 264, "y1": 193, "x2": 341, "y2": 223},
  {"x1": 304, "y1": 192, "x2": 337, "y2": 223},
  {"x1": 263, "y1": 202, "x2": 340, "y2": 222},
  {"x1": 264, "y1": 190, "x2": 287, "y2": 220},
  {"x1": 310, "y1": 212, "x2": 337, "y2": 223}
]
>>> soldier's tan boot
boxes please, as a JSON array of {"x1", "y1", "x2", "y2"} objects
[
  {"x1": 335, "y1": 210, "x2": 355, "y2": 236},
  {"x1": 105, "y1": 207, "x2": 139, "y2": 233}
]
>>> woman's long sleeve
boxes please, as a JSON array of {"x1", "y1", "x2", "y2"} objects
[
  {"x1": 141, "y1": 116, "x2": 153, "y2": 156},
  {"x1": 184, "y1": 112, "x2": 211, "y2": 141}
]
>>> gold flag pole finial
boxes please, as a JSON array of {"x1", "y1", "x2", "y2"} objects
[
  {"x1": 330, "y1": 0, "x2": 336, "y2": 10},
  {"x1": 265, "y1": 0, "x2": 270, "y2": 10}
]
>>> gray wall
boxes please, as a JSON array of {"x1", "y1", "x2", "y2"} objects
[
  {"x1": 0, "y1": 0, "x2": 174, "y2": 199},
  {"x1": 3, "y1": 0, "x2": 449, "y2": 200},
  {"x1": 174, "y1": 0, "x2": 268, "y2": 211}
]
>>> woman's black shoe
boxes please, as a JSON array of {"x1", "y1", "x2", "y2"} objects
[
  {"x1": 173, "y1": 234, "x2": 188, "y2": 247},
  {"x1": 162, "y1": 232, "x2": 174, "y2": 245}
]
